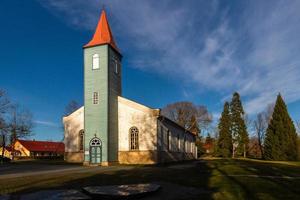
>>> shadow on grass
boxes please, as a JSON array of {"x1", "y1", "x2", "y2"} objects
[
  {"x1": 7, "y1": 159, "x2": 300, "y2": 199},
  {"x1": 237, "y1": 159, "x2": 300, "y2": 197},
  {"x1": 211, "y1": 159, "x2": 300, "y2": 200},
  {"x1": 7, "y1": 160, "x2": 214, "y2": 199}
]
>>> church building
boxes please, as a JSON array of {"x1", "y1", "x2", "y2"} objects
[{"x1": 63, "y1": 10, "x2": 197, "y2": 166}]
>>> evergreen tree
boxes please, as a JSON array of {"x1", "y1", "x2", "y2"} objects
[
  {"x1": 216, "y1": 102, "x2": 232, "y2": 157},
  {"x1": 230, "y1": 92, "x2": 249, "y2": 157},
  {"x1": 264, "y1": 94, "x2": 298, "y2": 160}
]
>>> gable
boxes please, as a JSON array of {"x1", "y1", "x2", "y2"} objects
[{"x1": 118, "y1": 96, "x2": 160, "y2": 115}]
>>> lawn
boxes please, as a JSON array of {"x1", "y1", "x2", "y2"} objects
[{"x1": 0, "y1": 158, "x2": 300, "y2": 199}]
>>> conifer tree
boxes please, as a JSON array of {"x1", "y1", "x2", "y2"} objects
[
  {"x1": 216, "y1": 102, "x2": 232, "y2": 157},
  {"x1": 264, "y1": 94, "x2": 298, "y2": 160},
  {"x1": 230, "y1": 92, "x2": 249, "y2": 157}
]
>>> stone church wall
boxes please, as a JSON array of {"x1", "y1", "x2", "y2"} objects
[
  {"x1": 63, "y1": 107, "x2": 84, "y2": 163},
  {"x1": 64, "y1": 152, "x2": 84, "y2": 163},
  {"x1": 118, "y1": 96, "x2": 160, "y2": 164}
]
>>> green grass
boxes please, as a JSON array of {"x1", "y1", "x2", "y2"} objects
[{"x1": 1, "y1": 158, "x2": 300, "y2": 199}]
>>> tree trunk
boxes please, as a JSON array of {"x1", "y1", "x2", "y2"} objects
[
  {"x1": 1, "y1": 134, "x2": 5, "y2": 164},
  {"x1": 258, "y1": 138, "x2": 264, "y2": 159},
  {"x1": 11, "y1": 130, "x2": 16, "y2": 161},
  {"x1": 243, "y1": 144, "x2": 246, "y2": 158}
]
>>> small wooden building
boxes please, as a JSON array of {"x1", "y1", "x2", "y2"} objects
[{"x1": 1, "y1": 139, "x2": 64, "y2": 158}]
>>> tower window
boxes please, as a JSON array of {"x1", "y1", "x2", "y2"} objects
[
  {"x1": 129, "y1": 126, "x2": 139, "y2": 150},
  {"x1": 112, "y1": 58, "x2": 119, "y2": 74},
  {"x1": 92, "y1": 54, "x2": 100, "y2": 70},
  {"x1": 115, "y1": 60, "x2": 119, "y2": 74},
  {"x1": 93, "y1": 92, "x2": 99, "y2": 104}
]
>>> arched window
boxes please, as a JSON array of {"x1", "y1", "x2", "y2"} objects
[
  {"x1": 92, "y1": 54, "x2": 100, "y2": 69},
  {"x1": 167, "y1": 130, "x2": 170, "y2": 151},
  {"x1": 129, "y1": 126, "x2": 139, "y2": 150},
  {"x1": 79, "y1": 130, "x2": 84, "y2": 151},
  {"x1": 177, "y1": 134, "x2": 180, "y2": 151},
  {"x1": 90, "y1": 137, "x2": 101, "y2": 146},
  {"x1": 184, "y1": 136, "x2": 186, "y2": 152}
]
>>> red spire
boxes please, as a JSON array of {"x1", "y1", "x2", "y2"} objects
[{"x1": 84, "y1": 10, "x2": 119, "y2": 52}]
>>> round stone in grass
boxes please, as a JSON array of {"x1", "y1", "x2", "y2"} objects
[{"x1": 82, "y1": 183, "x2": 161, "y2": 199}]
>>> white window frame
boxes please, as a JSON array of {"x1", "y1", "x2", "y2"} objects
[
  {"x1": 177, "y1": 134, "x2": 180, "y2": 151},
  {"x1": 129, "y1": 126, "x2": 139, "y2": 150},
  {"x1": 92, "y1": 54, "x2": 100, "y2": 70}
]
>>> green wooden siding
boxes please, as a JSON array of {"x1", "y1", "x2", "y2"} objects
[{"x1": 84, "y1": 44, "x2": 121, "y2": 163}]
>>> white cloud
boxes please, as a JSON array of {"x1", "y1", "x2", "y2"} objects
[
  {"x1": 34, "y1": 120, "x2": 60, "y2": 127},
  {"x1": 39, "y1": 0, "x2": 300, "y2": 115}
]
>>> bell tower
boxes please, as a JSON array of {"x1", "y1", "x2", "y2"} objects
[{"x1": 83, "y1": 10, "x2": 122, "y2": 165}]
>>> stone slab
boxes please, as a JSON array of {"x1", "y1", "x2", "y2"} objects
[
  {"x1": 0, "y1": 195, "x2": 10, "y2": 200},
  {"x1": 83, "y1": 183, "x2": 160, "y2": 199},
  {"x1": 19, "y1": 189, "x2": 91, "y2": 200}
]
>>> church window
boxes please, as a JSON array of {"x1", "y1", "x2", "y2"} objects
[
  {"x1": 129, "y1": 126, "x2": 139, "y2": 150},
  {"x1": 92, "y1": 54, "x2": 100, "y2": 69},
  {"x1": 184, "y1": 136, "x2": 186, "y2": 152},
  {"x1": 79, "y1": 130, "x2": 84, "y2": 151},
  {"x1": 177, "y1": 134, "x2": 180, "y2": 151},
  {"x1": 93, "y1": 92, "x2": 99, "y2": 104},
  {"x1": 167, "y1": 130, "x2": 171, "y2": 151}
]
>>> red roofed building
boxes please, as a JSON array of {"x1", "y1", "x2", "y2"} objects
[{"x1": 12, "y1": 139, "x2": 65, "y2": 158}]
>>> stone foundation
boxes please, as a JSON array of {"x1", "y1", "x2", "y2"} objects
[
  {"x1": 119, "y1": 150, "x2": 195, "y2": 164},
  {"x1": 118, "y1": 151, "x2": 157, "y2": 164},
  {"x1": 64, "y1": 152, "x2": 84, "y2": 163},
  {"x1": 66, "y1": 151, "x2": 195, "y2": 165}
]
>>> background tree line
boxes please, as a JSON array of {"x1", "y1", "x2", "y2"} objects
[
  {"x1": 0, "y1": 89, "x2": 33, "y2": 163},
  {"x1": 216, "y1": 92, "x2": 299, "y2": 161}
]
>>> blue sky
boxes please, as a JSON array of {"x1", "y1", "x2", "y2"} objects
[{"x1": 0, "y1": 0, "x2": 300, "y2": 141}]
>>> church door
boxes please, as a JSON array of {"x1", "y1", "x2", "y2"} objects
[{"x1": 89, "y1": 137, "x2": 102, "y2": 164}]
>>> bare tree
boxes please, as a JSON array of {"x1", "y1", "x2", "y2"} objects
[
  {"x1": 161, "y1": 101, "x2": 212, "y2": 135},
  {"x1": 64, "y1": 100, "x2": 80, "y2": 116},
  {"x1": 252, "y1": 103, "x2": 274, "y2": 159},
  {"x1": 0, "y1": 118, "x2": 9, "y2": 163},
  {"x1": 253, "y1": 113, "x2": 268, "y2": 158},
  {"x1": 0, "y1": 90, "x2": 10, "y2": 114},
  {"x1": 7, "y1": 104, "x2": 33, "y2": 160},
  {"x1": 0, "y1": 90, "x2": 10, "y2": 163},
  {"x1": 248, "y1": 136, "x2": 262, "y2": 158}
]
